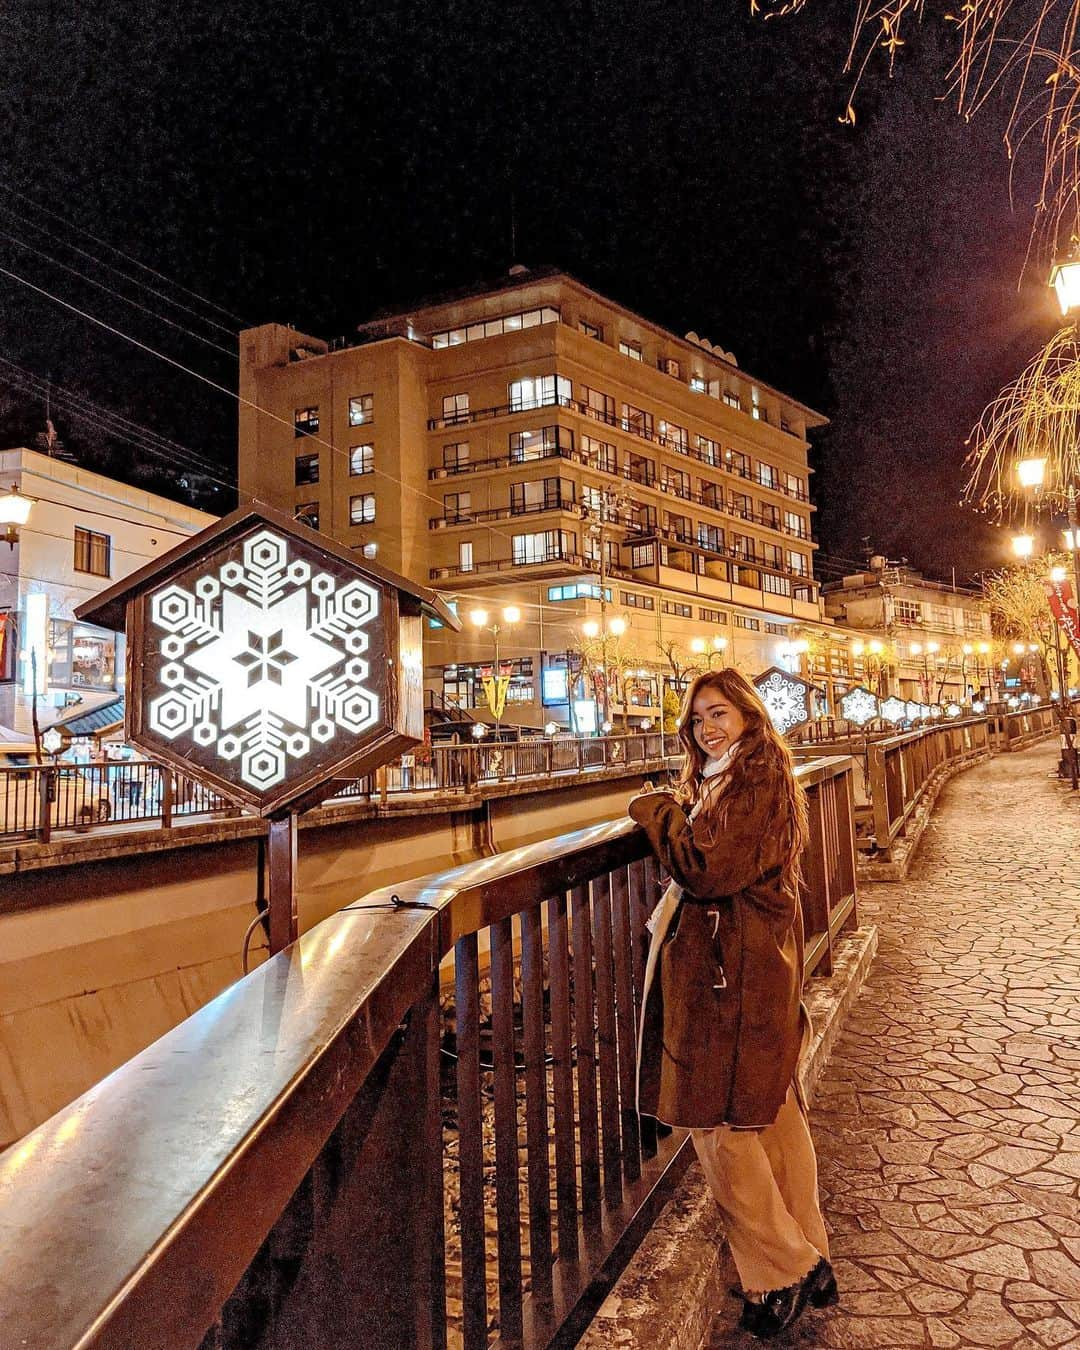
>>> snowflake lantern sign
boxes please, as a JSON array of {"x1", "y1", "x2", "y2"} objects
[
  {"x1": 880, "y1": 697, "x2": 907, "y2": 725},
  {"x1": 75, "y1": 505, "x2": 458, "y2": 816},
  {"x1": 752, "y1": 666, "x2": 813, "y2": 737},
  {"x1": 840, "y1": 686, "x2": 879, "y2": 727}
]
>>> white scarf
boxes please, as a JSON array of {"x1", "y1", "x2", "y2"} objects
[{"x1": 690, "y1": 741, "x2": 739, "y2": 820}]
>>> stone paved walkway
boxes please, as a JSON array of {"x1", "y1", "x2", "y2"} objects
[{"x1": 709, "y1": 744, "x2": 1080, "y2": 1348}]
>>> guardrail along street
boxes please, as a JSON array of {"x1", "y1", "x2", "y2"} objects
[
  {"x1": 0, "y1": 732, "x2": 684, "y2": 844},
  {"x1": 0, "y1": 757, "x2": 858, "y2": 1350}
]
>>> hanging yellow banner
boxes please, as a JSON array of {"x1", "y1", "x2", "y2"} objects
[{"x1": 481, "y1": 674, "x2": 511, "y2": 720}]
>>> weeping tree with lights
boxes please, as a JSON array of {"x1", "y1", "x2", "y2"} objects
[{"x1": 983, "y1": 558, "x2": 1075, "y2": 697}]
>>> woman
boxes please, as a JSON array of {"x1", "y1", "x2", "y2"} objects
[{"x1": 629, "y1": 668, "x2": 837, "y2": 1340}]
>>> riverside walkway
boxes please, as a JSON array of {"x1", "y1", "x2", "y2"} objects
[{"x1": 712, "y1": 742, "x2": 1080, "y2": 1348}]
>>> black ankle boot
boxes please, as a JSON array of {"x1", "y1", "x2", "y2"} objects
[
  {"x1": 750, "y1": 1258, "x2": 836, "y2": 1340},
  {"x1": 809, "y1": 1257, "x2": 839, "y2": 1308}
]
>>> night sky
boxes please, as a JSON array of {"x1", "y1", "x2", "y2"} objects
[{"x1": 0, "y1": 1, "x2": 1065, "y2": 582}]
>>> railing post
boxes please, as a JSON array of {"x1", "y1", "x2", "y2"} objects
[
  {"x1": 38, "y1": 767, "x2": 52, "y2": 845},
  {"x1": 161, "y1": 768, "x2": 173, "y2": 829}
]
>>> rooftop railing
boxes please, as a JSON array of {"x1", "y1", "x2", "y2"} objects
[{"x1": 0, "y1": 755, "x2": 857, "y2": 1350}]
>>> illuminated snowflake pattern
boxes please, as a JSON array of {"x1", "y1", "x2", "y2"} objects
[
  {"x1": 755, "y1": 670, "x2": 810, "y2": 736},
  {"x1": 840, "y1": 686, "x2": 879, "y2": 727},
  {"x1": 146, "y1": 529, "x2": 380, "y2": 791},
  {"x1": 880, "y1": 697, "x2": 907, "y2": 724}
]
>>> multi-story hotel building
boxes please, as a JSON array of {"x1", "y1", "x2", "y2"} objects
[{"x1": 238, "y1": 268, "x2": 827, "y2": 728}]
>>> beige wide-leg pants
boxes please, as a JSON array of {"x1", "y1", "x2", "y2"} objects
[{"x1": 690, "y1": 1084, "x2": 829, "y2": 1296}]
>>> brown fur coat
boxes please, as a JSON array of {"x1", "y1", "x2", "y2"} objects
[{"x1": 629, "y1": 780, "x2": 805, "y2": 1129}]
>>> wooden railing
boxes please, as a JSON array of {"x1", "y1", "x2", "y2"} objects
[
  {"x1": 0, "y1": 757, "x2": 857, "y2": 1350},
  {"x1": 866, "y1": 719, "x2": 992, "y2": 860}
]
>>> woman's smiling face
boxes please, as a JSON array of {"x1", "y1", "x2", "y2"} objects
[{"x1": 690, "y1": 688, "x2": 747, "y2": 761}]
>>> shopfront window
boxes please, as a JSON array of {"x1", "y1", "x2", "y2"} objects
[{"x1": 49, "y1": 620, "x2": 116, "y2": 690}]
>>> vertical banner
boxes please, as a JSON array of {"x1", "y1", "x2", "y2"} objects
[
  {"x1": 481, "y1": 673, "x2": 511, "y2": 720},
  {"x1": 1045, "y1": 578, "x2": 1080, "y2": 662}
]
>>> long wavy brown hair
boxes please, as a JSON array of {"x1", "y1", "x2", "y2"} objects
[{"x1": 675, "y1": 668, "x2": 808, "y2": 896}]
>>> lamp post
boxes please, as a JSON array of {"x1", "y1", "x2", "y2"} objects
[
  {"x1": 582, "y1": 614, "x2": 627, "y2": 729},
  {"x1": 689, "y1": 633, "x2": 728, "y2": 672},
  {"x1": 468, "y1": 604, "x2": 520, "y2": 741},
  {"x1": 0, "y1": 483, "x2": 33, "y2": 549}
]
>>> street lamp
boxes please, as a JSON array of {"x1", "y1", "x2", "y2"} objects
[
  {"x1": 0, "y1": 484, "x2": 33, "y2": 549},
  {"x1": 690, "y1": 634, "x2": 728, "y2": 671},
  {"x1": 1012, "y1": 533, "x2": 1035, "y2": 558},
  {"x1": 581, "y1": 614, "x2": 626, "y2": 727},
  {"x1": 469, "y1": 604, "x2": 520, "y2": 740},
  {"x1": 1050, "y1": 258, "x2": 1080, "y2": 315}
]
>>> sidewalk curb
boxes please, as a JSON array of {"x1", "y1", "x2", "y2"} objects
[{"x1": 578, "y1": 923, "x2": 878, "y2": 1350}]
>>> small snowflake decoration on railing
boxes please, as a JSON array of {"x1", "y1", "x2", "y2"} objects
[
  {"x1": 880, "y1": 696, "x2": 907, "y2": 724},
  {"x1": 753, "y1": 667, "x2": 811, "y2": 736},
  {"x1": 840, "y1": 685, "x2": 879, "y2": 727},
  {"x1": 147, "y1": 529, "x2": 380, "y2": 791}
]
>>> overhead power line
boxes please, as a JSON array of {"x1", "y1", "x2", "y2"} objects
[
  {"x1": 0, "y1": 181, "x2": 248, "y2": 329},
  {"x1": 0, "y1": 356, "x2": 237, "y2": 493},
  {"x1": 0, "y1": 225, "x2": 237, "y2": 358}
]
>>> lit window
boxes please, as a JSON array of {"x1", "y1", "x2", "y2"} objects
[
  {"x1": 459, "y1": 541, "x2": 474, "y2": 572},
  {"x1": 349, "y1": 393, "x2": 374, "y2": 426},
  {"x1": 661, "y1": 600, "x2": 692, "y2": 617},
  {"x1": 690, "y1": 375, "x2": 707, "y2": 394},
  {"x1": 723, "y1": 390, "x2": 741, "y2": 410},
  {"x1": 619, "y1": 340, "x2": 643, "y2": 362},
  {"x1": 349, "y1": 444, "x2": 374, "y2": 476},
  {"x1": 507, "y1": 374, "x2": 571, "y2": 411},
  {"x1": 350, "y1": 493, "x2": 375, "y2": 525},
  {"x1": 512, "y1": 529, "x2": 573, "y2": 564},
  {"x1": 362, "y1": 542, "x2": 378, "y2": 559},
  {"x1": 442, "y1": 392, "x2": 470, "y2": 425},
  {"x1": 431, "y1": 307, "x2": 559, "y2": 348},
  {"x1": 579, "y1": 319, "x2": 602, "y2": 340},
  {"x1": 74, "y1": 526, "x2": 111, "y2": 578},
  {"x1": 757, "y1": 462, "x2": 778, "y2": 490},
  {"x1": 734, "y1": 614, "x2": 760, "y2": 630},
  {"x1": 786, "y1": 550, "x2": 808, "y2": 577},
  {"x1": 443, "y1": 442, "x2": 470, "y2": 468},
  {"x1": 294, "y1": 406, "x2": 319, "y2": 438},
  {"x1": 295, "y1": 453, "x2": 319, "y2": 485}
]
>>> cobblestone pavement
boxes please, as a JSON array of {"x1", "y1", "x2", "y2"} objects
[{"x1": 710, "y1": 744, "x2": 1080, "y2": 1348}]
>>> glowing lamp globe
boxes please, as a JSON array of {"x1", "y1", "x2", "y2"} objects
[
  {"x1": 1016, "y1": 458, "x2": 1047, "y2": 489},
  {"x1": 1050, "y1": 258, "x2": 1080, "y2": 315},
  {"x1": 0, "y1": 484, "x2": 33, "y2": 547},
  {"x1": 1012, "y1": 535, "x2": 1035, "y2": 559}
]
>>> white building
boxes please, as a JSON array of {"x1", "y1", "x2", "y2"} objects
[{"x1": 0, "y1": 449, "x2": 216, "y2": 737}]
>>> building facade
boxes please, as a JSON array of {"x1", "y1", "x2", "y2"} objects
[
  {"x1": 0, "y1": 448, "x2": 216, "y2": 738},
  {"x1": 822, "y1": 559, "x2": 995, "y2": 705},
  {"x1": 238, "y1": 268, "x2": 828, "y2": 728}
]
